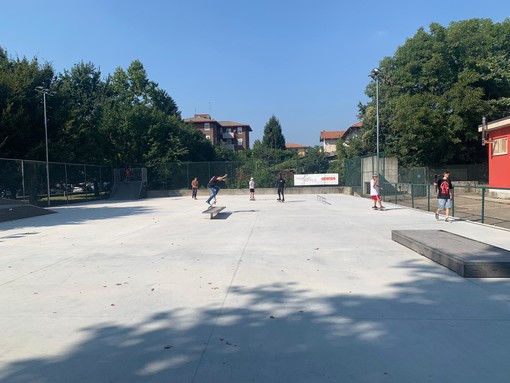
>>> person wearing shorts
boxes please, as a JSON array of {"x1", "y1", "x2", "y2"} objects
[
  {"x1": 249, "y1": 177, "x2": 255, "y2": 200},
  {"x1": 434, "y1": 171, "x2": 454, "y2": 222},
  {"x1": 370, "y1": 175, "x2": 384, "y2": 209}
]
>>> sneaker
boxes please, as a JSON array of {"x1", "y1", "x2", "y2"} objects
[
  {"x1": 435, "y1": 212, "x2": 439, "y2": 220},
  {"x1": 372, "y1": 206, "x2": 378, "y2": 209},
  {"x1": 445, "y1": 217, "x2": 452, "y2": 223}
]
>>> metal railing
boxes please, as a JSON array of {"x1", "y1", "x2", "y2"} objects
[{"x1": 381, "y1": 182, "x2": 510, "y2": 229}]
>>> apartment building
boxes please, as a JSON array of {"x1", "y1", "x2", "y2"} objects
[{"x1": 184, "y1": 114, "x2": 252, "y2": 150}]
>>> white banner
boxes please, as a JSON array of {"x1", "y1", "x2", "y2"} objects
[{"x1": 294, "y1": 173, "x2": 339, "y2": 186}]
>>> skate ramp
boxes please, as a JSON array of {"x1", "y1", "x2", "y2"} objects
[
  {"x1": 109, "y1": 181, "x2": 146, "y2": 200},
  {"x1": 0, "y1": 198, "x2": 55, "y2": 222}
]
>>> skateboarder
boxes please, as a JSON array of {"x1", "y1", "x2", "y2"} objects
[{"x1": 206, "y1": 174, "x2": 227, "y2": 206}]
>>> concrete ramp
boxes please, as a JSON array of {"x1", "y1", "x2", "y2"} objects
[
  {"x1": 0, "y1": 198, "x2": 55, "y2": 222},
  {"x1": 392, "y1": 230, "x2": 510, "y2": 278},
  {"x1": 109, "y1": 181, "x2": 146, "y2": 200}
]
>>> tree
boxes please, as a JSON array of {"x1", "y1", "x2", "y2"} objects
[
  {"x1": 51, "y1": 62, "x2": 108, "y2": 163},
  {"x1": 262, "y1": 115, "x2": 286, "y2": 150},
  {"x1": 360, "y1": 18, "x2": 510, "y2": 167},
  {"x1": 0, "y1": 48, "x2": 55, "y2": 160}
]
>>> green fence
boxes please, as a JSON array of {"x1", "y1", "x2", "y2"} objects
[
  {"x1": 147, "y1": 162, "x2": 242, "y2": 190},
  {"x1": 380, "y1": 182, "x2": 510, "y2": 229},
  {"x1": 0, "y1": 158, "x2": 113, "y2": 206}
]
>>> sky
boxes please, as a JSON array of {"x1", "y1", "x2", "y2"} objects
[{"x1": 1, "y1": 0, "x2": 509, "y2": 147}]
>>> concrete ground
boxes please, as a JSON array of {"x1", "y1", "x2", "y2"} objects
[{"x1": 1, "y1": 193, "x2": 510, "y2": 383}]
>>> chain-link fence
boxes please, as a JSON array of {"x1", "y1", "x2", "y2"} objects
[
  {"x1": 382, "y1": 183, "x2": 510, "y2": 229},
  {"x1": 147, "y1": 162, "x2": 242, "y2": 190},
  {"x1": 0, "y1": 158, "x2": 113, "y2": 206}
]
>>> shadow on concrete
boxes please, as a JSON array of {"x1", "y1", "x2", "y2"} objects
[
  {"x1": 0, "y1": 203, "x2": 156, "y2": 231},
  {"x1": 1, "y1": 262, "x2": 509, "y2": 383}
]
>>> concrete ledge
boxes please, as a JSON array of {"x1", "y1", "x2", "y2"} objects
[
  {"x1": 0, "y1": 199, "x2": 55, "y2": 222},
  {"x1": 392, "y1": 230, "x2": 510, "y2": 278},
  {"x1": 202, "y1": 206, "x2": 225, "y2": 219}
]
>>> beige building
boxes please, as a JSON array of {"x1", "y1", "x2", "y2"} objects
[
  {"x1": 320, "y1": 122, "x2": 363, "y2": 154},
  {"x1": 320, "y1": 130, "x2": 345, "y2": 154},
  {"x1": 285, "y1": 143, "x2": 309, "y2": 157}
]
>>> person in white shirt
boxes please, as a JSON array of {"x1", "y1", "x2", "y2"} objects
[
  {"x1": 370, "y1": 175, "x2": 384, "y2": 210},
  {"x1": 249, "y1": 177, "x2": 255, "y2": 200}
]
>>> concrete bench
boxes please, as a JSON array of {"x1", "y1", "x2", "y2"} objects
[
  {"x1": 202, "y1": 206, "x2": 225, "y2": 219},
  {"x1": 392, "y1": 230, "x2": 510, "y2": 278}
]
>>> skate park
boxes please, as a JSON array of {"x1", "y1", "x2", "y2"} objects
[{"x1": 1, "y1": 193, "x2": 510, "y2": 382}]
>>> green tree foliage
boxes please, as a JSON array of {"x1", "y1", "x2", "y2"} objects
[
  {"x1": 0, "y1": 51, "x2": 217, "y2": 167},
  {"x1": 360, "y1": 18, "x2": 510, "y2": 167},
  {"x1": 262, "y1": 115, "x2": 286, "y2": 150},
  {"x1": 0, "y1": 48, "x2": 54, "y2": 160},
  {"x1": 51, "y1": 62, "x2": 107, "y2": 163}
]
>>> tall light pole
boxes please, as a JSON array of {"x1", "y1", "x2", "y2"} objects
[
  {"x1": 35, "y1": 86, "x2": 55, "y2": 207},
  {"x1": 369, "y1": 68, "x2": 381, "y2": 180}
]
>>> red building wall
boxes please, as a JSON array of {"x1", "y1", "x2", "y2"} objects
[{"x1": 489, "y1": 126, "x2": 510, "y2": 188}]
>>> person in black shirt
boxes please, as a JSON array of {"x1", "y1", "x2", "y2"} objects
[
  {"x1": 206, "y1": 174, "x2": 227, "y2": 206},
  {"x1": 276, "y1": 174, "x2": 286, "y2": 202},
  {"x1": 434, "y1": 171, "x2": 454, "y2": 222}
]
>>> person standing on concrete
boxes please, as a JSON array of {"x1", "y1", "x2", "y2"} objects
[
  {"x1": 434, "y1": 171, "x2": 454, "y2": 222},
  {"x1": 249, "y1": 177, "x2": 255, "y2": 201},
  {"x1": 276, "y1": 174, "x2": 286, "y2": 202},
  {"x1": 124, "y1": 167, "x2": 132, "y2": 182},
  {"x1": 370, "y1": 175, "x2": 384, "y2": 210},
  {"x1": 206, "y1": 174, "x2": 227, "y2": 206},
  {"x1": 191, "y1": 177, "x2": 198, "y2": 200}
]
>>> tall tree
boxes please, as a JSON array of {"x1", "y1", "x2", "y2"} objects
[
  {"x1": 51, "y1": 62, "x2": 107, "y2": 163},
  {"x1": 262, "y1": 115, "x2": 286, "y2": 150},
  {"x1": 0, "y1": 48, "x2": 54, "y2": 160},
  {"x1": 360, "y1": 18, "x2": 510, "y2": 167}
]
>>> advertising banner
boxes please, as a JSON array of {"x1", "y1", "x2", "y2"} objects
[{"x1": 294, "y1": 173, "x2": 339, "y2": 186}]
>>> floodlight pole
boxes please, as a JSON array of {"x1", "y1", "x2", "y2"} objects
[
  {"x1": 369, "y1": 68, "x2": 381, "y2": 180},
  {"x1": 35, "y1": 86, "x2": 54, "y2": 207}
]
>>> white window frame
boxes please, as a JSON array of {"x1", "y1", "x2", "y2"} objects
[
  {"x1": 204, "y1": 123, "x2": 210, "y2": 130},
  {"x1": 237, "y1": 138, "x2": 243, "y2": 146},
  {"x1": 493, "y1": 137, "x2": 508, "y2": 156},
  {"x1": 205, "y1": 135, "x2": 211, "y2": 140},
  {"x1": 237, "y1": 127, "x2": 243, "y2": 134}
]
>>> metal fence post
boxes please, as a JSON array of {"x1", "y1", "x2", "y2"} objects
[
  {"x1": 427, "y1": 184, "x2": 430, "y2": 212},
  {"x1": 21, "y1": 160, "x2": 26, "y2": 201},
  {"x1": 481, "y1": 187, "x2": 486, "y2": 224},
  {"x1": 411, "y1": 183, "x2": 415, "y2": 208}
]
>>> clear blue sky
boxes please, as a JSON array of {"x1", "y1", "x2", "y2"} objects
[{"x1": 1, "y1": 1, "x2": 508, "y2": 147}]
